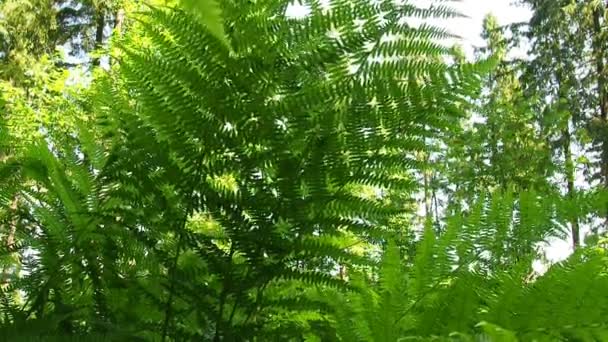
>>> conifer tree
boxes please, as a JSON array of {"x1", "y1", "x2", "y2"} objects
[{"x1": 520, "y1": 0, "x2": 608, "y2": 245}]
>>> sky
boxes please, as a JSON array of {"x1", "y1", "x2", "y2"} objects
[{"x1": 439, "y1": 0, "x2": 532, "y2": 58}]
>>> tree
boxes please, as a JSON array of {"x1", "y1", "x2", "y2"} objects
[
  {"x1": 520, "y1": 0, "x2": 608, "y2": 246},
  {"x1": 440, "y1": 14, "x2": 554, "y2": 224}
]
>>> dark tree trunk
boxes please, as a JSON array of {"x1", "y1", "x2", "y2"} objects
[
  {"x1": 564, "y1": 127, "x2": 580, "y2": 249},
  {"x1": 92, "y1": 11, "x2": 105, "y2": 66},
  {"x1": 593, "y1": 4, "x2": 608, "y2": 228}
]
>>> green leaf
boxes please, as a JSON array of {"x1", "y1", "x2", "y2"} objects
[
  {"x1": 476, "y1": 322, "x2": 518, "y2": 342},
  {"x1": 180, "y1": 0, "x2": 231, "y2": 49}
]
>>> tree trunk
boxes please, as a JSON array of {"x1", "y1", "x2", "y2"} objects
[
  {"x1": 114, "y1": 9, "x2": 125, "y2": 33},
  {"x1": 106, "y1": 8, "x2": 125, "y2": 67},
  {"x1": 423, "y1": 162, "x2": 431, "y2": 220},
  {"x1": 338, "y1": 264, "x2": 348, "y2": 280},
  {"x1": 432, "y1": 181, "x2": 440, "y2": 225},
  {"x1": 564, "y1": 126, "x2": 580, "y2": 249},
  {"x1": 92, "y1": 10, "x2": 105, "y2": 66},
  {"x1": 593, "y1": 3, "x2": 608, "y2": 228},
  {"x1": 554, "y1": 25, "x2": 582, "y2": 249}
]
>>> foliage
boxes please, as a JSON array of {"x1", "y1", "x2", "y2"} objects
[
  {"x1": 0, "y1": 0, "x2": 607, "y2": 341},
  {"x1": 323, "y1": 192, "x2": 608, "y2": 341},
  {"x1": 519, "y1": 0, "x2": 608, "y2": 240}
]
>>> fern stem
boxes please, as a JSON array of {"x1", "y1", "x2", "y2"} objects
[
  {"x1": 243, "y1": 282, "x2": 268, "y2": 326},
  {"x1": 161, "y1": 231, "x2": 184, "y2": 342},
  {"x1": 161, "y1": 147, "x2": 205, "y2": 341},
  {"x1": 214, "y1": 245, "x2": 236, "y2": 342},
  {"x1": 227, "y1": 268, "x2": 250, "y2": 327}
]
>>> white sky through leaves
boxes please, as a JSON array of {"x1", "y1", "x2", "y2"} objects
[{"x1": 447, "y1": 0, "x2": 531, "y2": 57}]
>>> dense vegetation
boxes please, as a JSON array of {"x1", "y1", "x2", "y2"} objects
[{"x1": 1, "y1": 0, "x2": 608, "y2": 340}]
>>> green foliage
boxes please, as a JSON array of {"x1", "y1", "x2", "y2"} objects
[
  {"x1": 520, "y1": 0, "x2": 608, "y2": 238},
  {"x1": 323, "y1": 191, "x2": 608, "y2": 341},
  {"x1": 444, "y1": 14, "x2": 554, "y2": 205},
  {"x1": 99, "y1": 0, "x2": 487, "y2": 337},
  {"x1": 179, "y1": 0, "x2": 230, "y2": 49},
  {"x1": 1, "y1": 0, "x2": 607, "y2": 341},
  {"x1": 0, "y1": 0, "x2": 493, "y2": 340}
]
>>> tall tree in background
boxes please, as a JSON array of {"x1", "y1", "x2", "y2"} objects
[
  {"x1": 479, "y1": 15, "x2": 553, "y2": 192},
  {"x1": 0, "y1": 0, "x2": 130, "y2": 146},
  {"x1": 0, "y1": 0, "x2": 64, "y2": 299},
  {"x1": 443, "y1": 14, "x2": 554, "y2": 211},
  {"x1": 0, "y1": 0, "x2": 127, "y2": 73},
  {"x1": 55, "y1": 0, "x2": 127, "y2": 66},
  {"x1": 520, "y1": 0, "x2": 608, "y2": 247}
]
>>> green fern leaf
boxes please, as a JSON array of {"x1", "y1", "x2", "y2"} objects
[{"x1": 180, "y1": 0, "x2": 231, "y2": 50}]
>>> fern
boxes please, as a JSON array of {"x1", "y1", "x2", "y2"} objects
[
  {"x1": 74, "y1": 0, "x2": 487, "y2": 339},
  {"x1": 322, "y1": 190, "x2": 608, "y2": 341},
  {"x1": 0, "y1": 0, "x2": 489, "y2": 339},
  {"x1": 2, "y1": 0, "x2": 606, "y2": 340}
]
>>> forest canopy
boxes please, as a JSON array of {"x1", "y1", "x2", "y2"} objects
[{"x1": 1, "y1": 0, "x2": 608, "y2": 341}]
